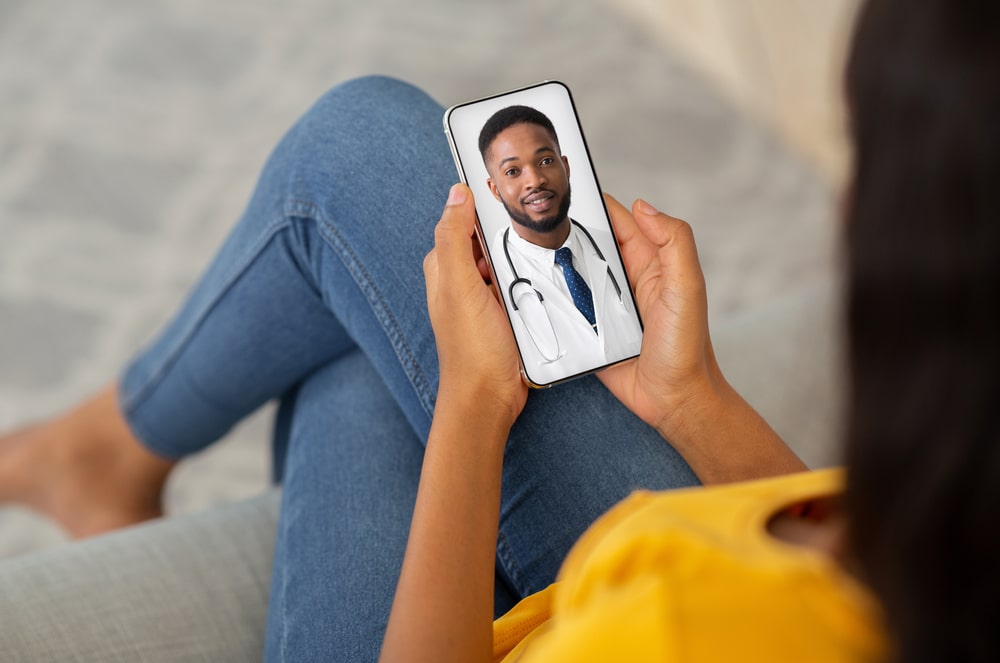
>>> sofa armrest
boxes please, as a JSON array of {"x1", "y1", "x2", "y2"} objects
[{"x1": 0, "y1": 491, "x2": 279, "y2": 662}]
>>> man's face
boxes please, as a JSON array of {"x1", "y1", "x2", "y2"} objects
[{"x1": 485, "y1": 122, "x2": 571, "y2": 236}]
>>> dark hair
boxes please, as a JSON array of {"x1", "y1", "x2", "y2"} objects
[
  {"x1": 477, "y1": 105, "x2": 560, "y2": 163},
  {"x1": 844, "y1": 1, "x2": 1000, "y2": 661}
]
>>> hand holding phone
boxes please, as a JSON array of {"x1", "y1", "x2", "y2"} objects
[
  {"x1": 444, "y1": 82, "x2": 643, "y2": 388},
  {"x1": 423, "y1": 183, "x2": 528, "y2": 426},
  {"x1": 594, "y1": 195, "x2": 717, "y2": 435}
]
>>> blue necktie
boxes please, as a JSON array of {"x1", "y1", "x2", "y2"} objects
[{"x1": 554, "y1": 246, "x2": 597, "y2": 330}]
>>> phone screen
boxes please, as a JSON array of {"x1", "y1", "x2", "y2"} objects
[{"x1": 444, "y1": 81, "x2": 643, "y2": 388}]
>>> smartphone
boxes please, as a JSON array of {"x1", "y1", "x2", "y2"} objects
[{"x1": 443, "y1": 81, "x2": 643, "y2": 388}]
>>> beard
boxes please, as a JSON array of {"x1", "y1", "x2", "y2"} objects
[{"x1": 502, "y1": 185, "x2": 572, "y2": 235}]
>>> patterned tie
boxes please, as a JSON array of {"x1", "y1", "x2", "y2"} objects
[{"x1": 554, "y1": 246, "x2": 597, "y2": 330}]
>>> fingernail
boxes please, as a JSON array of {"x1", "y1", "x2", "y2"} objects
[
  {"x1": 447, "y1": 184, "x2": 467, "y2": 207},
  {"x1": 636, "y1": 198, "x2": 659, "y2": 215}
]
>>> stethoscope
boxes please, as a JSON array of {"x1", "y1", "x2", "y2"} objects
[{"x1": 502, "y1": 219, "x2": 623, "y2": 363}]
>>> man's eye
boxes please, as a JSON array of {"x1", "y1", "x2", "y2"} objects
[
  {"x1": 540, "y1": 157, "x2": 553, "y2": 166},
  {"x1": 505, "y1": 168, "x2": 519, "y2": 177}
]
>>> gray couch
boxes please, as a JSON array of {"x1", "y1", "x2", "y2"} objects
[{"x1": 0, "y1": 493, "x2": 279, "y2": 662}]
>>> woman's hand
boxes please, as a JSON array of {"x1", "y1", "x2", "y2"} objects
[
  {"x1": 598, "y1": 196, "x2": 721, "y2": 440},
  {"x1": 599, "y1": 196, "x2": 806, "y2": 483},
  {"x1": 423, "y1": 184, "x2": 528, "y2": 430}
]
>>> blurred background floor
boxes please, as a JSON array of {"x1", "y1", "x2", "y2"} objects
[{"x1": 1, "y1": 0, "x2": 859, "y2": 557}]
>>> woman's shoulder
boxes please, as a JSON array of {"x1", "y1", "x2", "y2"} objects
[
  {"x1": 499, "y1": 469, "x2": 887, "y2": 662},
  {"x1": 560, "y1": 468, "x2": 846, "y2": 579}
]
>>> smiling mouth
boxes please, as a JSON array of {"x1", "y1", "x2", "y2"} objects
[{"x1": 522, "y1": 190, "x2": 555, "y2": 211}]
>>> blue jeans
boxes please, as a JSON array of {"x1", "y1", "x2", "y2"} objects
[{"x1": 118, "y1": 76, "x2": 699, "y2": 662}]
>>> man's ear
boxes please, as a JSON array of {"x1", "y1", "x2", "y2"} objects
[
  {"x1": 562, "y1": 155, "x2": 570, "y2": 180},
  {"x1": 487, "y1": 178, "x2": 502, "y2": 203}
]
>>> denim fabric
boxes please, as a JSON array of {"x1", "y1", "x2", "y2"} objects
[{"x1": 119, "y1": 76, "x2": 699, "y2": 662}]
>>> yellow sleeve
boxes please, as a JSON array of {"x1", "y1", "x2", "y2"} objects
[
  {"x1": 497, "y1": 494, "x2": 679, "y2": 662},
  {"x1": 492, "y1": 585, "x2": 557, "y2": 663},
  {"x1": 512, "y1": 578, "x2": 677, "y2": 662}
]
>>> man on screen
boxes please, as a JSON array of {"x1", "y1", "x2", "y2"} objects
[{"x1": 479, "y1": 105, "x2": 642, "y2": 384}]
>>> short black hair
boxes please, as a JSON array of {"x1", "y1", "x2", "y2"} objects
[{"x1": 477, "y1": 105, "x2": 560, "y2": 163}]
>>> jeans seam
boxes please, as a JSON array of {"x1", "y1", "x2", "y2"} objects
[
  {"x1": 296, "y1": 199, "x2": 435, "y2": 420},
  {"x1": 496, "y1": 528, "x2": 528, "y2": 598},
  {"x1": 120, "y1": 216, "x2": 291, "y2": 419},
  {"x1": 279, "y1": 511, "x2": 290, "y2": 663}
]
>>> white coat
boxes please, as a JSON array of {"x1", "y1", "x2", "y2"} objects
[{"x1": 490, "y1": 220, "x2": 643, "y2": 386}]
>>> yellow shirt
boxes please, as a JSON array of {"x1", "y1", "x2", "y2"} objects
[{"x1": 493, "y1": 469, "x2": 887, "y2": 662}]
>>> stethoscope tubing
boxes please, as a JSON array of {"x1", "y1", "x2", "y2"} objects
[{"x1": 503, "y1": 219, "x2": 622, "y2": 310}]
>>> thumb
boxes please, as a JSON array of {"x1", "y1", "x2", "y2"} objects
[
  {"x1": 433, "y1": 184, "x2": 479, "y2": 279},
  {"x1": 631, "y1": 198, "x2": 704, "y2": 289}
]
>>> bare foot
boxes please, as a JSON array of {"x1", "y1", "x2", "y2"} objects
[{"x1": 0, "y1": 385, "x2": 176, "y2": 538}]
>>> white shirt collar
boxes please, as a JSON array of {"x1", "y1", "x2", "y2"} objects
[{"x1": 505, "y1": 220, "x2": 584, "y2": 268}]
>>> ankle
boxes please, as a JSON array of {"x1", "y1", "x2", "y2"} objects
[{"x1": 0, "y1": 383, "x2": 177, "y2": 536}]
